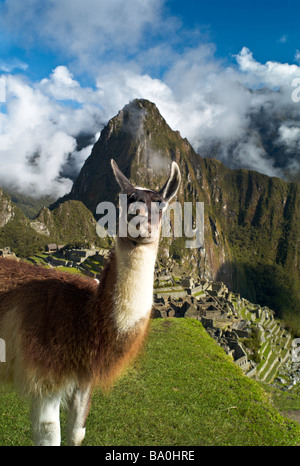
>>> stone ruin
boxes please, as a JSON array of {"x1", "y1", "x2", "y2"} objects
[
  {"x1": 0, "y1": 246, "x2": 17, "y2": 260},
  {"x1": 152, "y1": 270, "x2": 294, "y2": 383},
  {"x1": 45, "y1": 245, "x2": 110, "y2": 277}
]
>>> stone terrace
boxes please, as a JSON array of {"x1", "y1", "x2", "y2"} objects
[{"x1": 152, "y1": 271, "x2": 294, "y2": 383}]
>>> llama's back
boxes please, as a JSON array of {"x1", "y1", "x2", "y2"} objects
[
  {"x1": 0, "y1": 258, "x2": 99, "y2": 395},
  {"x1": 0, "y1": 257, "x2": 65, "y2": 291}
]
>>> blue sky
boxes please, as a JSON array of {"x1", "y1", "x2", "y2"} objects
[
  {"x1": 167, "y1": 0, "x2": 300, "y2": 64},
  {"x1": 1, "y1": 0, "x2": 300, "y2": 82},
  {"x1": 0, "y1": 0, "x2": 300, "y2": 197}
]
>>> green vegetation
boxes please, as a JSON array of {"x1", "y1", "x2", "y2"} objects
[
  {"x1": 26, "y1": 255, "x2": 83, "y2": 275},
  {"x1": 0, "y1": 194, "x2": 109, "y2": 258},
  {"x1": 25, "y1": 253, "x2": 51, "y2": 268},
  {"x1": 243, "y1": 326, "x2": 261, "y2": 364},
  {"x1": 36, "y1": 200, "x2": 104, "y2": 247},
  {"x1": 56, "y1": 267, "x2": 84, "y2": 275},
  {"x1": 234, "y1": 261, "x2": 300, "y2": 336},
  {"x1": 0, "y1": 319, "x2": 299, "y2": 446},
  {"x1": 0, "y1": 205, "x2": 46, "y2": 257},
  {"x1": 2, "y1": 188, "x2": 55, "y2": 219},
  {"x1": 169, "y1": 237, "x2": 187, "y2": 264},
  {"x1": 265, "y1": 384, "x2": 300, "y2": 412},
  {"x1": 80, "y1": 254, "x2": 106, "y2": 275}
]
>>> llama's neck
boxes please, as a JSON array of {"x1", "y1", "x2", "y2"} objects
[{"x1": 112, "y1": 237, "x2": 158, "y2": 333}]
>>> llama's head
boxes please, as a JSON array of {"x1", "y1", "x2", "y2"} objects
[{"x1": 111, "y1": 159, "x2": 181, "y2": 244}]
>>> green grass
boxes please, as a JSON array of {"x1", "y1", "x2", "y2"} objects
[
  {"x1": 192, "y1": 290, "x2": 205, "y2": 297},
  {"x1": 264, "y1": 384, "x2": 300, "y2": 411},
  {"x1": 0, "y1": 319, "x2": 299, "y2": 446},
  {"x1": 26, "y1": 255, "x2": 88, "y2": 276},
  {"x1": 0, "y1": 387, "x2": 31, "y2": 446},
  {"x1": 57, "y1": 266, "x2": 84, "y2": 275}
]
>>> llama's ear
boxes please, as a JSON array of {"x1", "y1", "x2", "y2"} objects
[
  {"x1": 111, "y1": 159, "x2": 134, "y2": 192},
  {"x1": 159, "y1": 161, "x2": 181, "y2": 202}
]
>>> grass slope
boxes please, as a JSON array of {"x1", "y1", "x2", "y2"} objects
[{"x1": 0, "y1": 319, "x2": 299, "y2": 446}]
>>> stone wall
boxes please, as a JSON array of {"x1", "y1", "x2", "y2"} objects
[{"x1": 152, "y1": 270, "x2": 294, "y2": 383}]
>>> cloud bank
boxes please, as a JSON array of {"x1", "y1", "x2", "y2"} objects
[
  {"x1": 1, "y1": 1, "x2": 300, "y2": 197},
  {"x1": 0, "y1": 68, "x2": 103, "y2": 196}
]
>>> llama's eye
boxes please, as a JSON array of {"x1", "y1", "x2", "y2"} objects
[{"x1": 129, "y1": 193, "x2": 137, "y2": 202}]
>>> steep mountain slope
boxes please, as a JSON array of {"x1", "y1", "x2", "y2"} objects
[
  {"x1": 34, "y1": 200, "x2": 107, "y2": 247},
  {"x1": 0, "y1": 189, "x2": 106, "y2": 256},
  {"x1": 1, "y1": 187, "x2": 55, "y2": 220},
  {"x1": 66, "y1": 99, "x2": 300, "y2": 333},
  {"x1": 0, "y1": 188, "x2": 47, "y2": 257}
]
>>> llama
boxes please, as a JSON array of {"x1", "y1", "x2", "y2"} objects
[{"x1": 0, "y1": 159, "x2": 181, "y2": 446}]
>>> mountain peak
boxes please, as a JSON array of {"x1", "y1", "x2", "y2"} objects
[
  {"x1": 68, "y1": 98, "x2": 192, "y2": 212},
  {"x1": 110, "y1": 98, "x2": 171, "y2": 144},
  {"x1": 109, "y1": 98, "x2": 152, "y2": 142}
]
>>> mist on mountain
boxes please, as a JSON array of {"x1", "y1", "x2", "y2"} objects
[{"x1": 1, "y1": 47, "x2": 300, "y2": 198}]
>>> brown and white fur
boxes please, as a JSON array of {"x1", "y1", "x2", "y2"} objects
[{"x1": 0, "y1": 159, "x2": 181, "y2": 446}]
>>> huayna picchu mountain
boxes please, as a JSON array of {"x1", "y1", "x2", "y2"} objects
[
  {"x1": 0, "y1": 99, "x2": 299, "y2": 334},
  {"x1": 64, "y1": 99, "x2": 299, "y2": 334}
]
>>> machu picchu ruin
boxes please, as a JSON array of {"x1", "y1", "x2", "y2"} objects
[
  {"x1": 0, "y1": 247, "x2": 18, "y2": 260},
  {"x1": 44, "y1": 244, "x2": 110, "y2": 276},
  {"x1": 152, "y1": 260, "x2": 296, "y2": 386}
]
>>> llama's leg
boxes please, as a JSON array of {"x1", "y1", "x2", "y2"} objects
[
  {"x1": 66, "y1": 384, "x2": 92, "y2": 446},
  {"x1": 31, "y1": 394, "x2": 61, "y2": 446}
]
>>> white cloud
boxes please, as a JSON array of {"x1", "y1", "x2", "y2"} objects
[
  {"x1": 278, "y1": 124, "x2": 300, "y2": 151},
  {"x1": 0, "y1": 58, "x2": 28, "y2": 73},
  {"x1": 2, "y1": 45, "x2": 300, "y2": 198},
  {"x1": 1, "y1": 0, "x2": 300, "y2": 196},
  {"x1": 0, "y1": 71, "x2": 103, "y2": 197},
  {"x1": 40, "y1": 66, "x2": 81, "y2": 100},
  {"x1": 0, "y1": 0, "x2": 165, "y2": 73},
  {"x1": 95, "y1": 67, "x2": 175, "y2": 122},
  {"x1": 236, "y1": 46, "x2": 300, "y2": 88}
]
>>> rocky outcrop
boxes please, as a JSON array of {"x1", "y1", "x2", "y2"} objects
[{"x1": 0, "y1": 189, "x2": 14, "y2": 228}]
